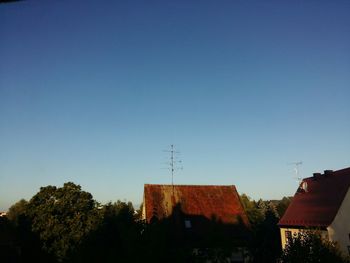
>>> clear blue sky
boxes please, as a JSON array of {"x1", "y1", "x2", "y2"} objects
[{"x1": 1, "y1": 0, "x2": 349, "y2": 211}]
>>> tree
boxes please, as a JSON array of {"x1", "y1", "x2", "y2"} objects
[
  {"x1": 7, "y1": 199, "x2": 54, "y2": 262},
  {"x1": 251, "y1": 202, "x2": 281, "y2": 263},
  {"x1": 74, "y1": 200, "x2": 143, "y2": 263},
  {"x1": 280, "y1": 231, "x2": 350, "y2": 263},
  {"x1": 7, "y1": 199, "x2": 28, "y2": 225},
  {"x1": 0, "y1": 215, "x2": 19, "y2": 262},
  {"x1": 240, "y1": 194, "x2": 289, "y2": 263},
  {"x1": 26, "y1": 182, "x2": 101, "y2": 262},
  {"x1": 276, "y1": 196, "x2": 292, "y2": 218},
  {"x1": 239, "y1": 194, "x2": 264, "y2": 225}
]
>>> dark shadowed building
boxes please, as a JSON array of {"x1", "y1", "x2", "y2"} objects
[{"x1": 142, "y1": 184, "x2": 251, "y2": 262}]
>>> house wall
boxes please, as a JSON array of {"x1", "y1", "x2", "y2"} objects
[
  {"x1": 280, "y1": 227, "x2": 328, "y2": 249},
  {"x1": 327, "y1": 187, "x2": 350, "y2": 256},
  {"x1": 141, "y1": 195, "x2": 146, "y2": 220},
  {"x1": 280, "y1": 228, "x2": 302, "y2": 249}
]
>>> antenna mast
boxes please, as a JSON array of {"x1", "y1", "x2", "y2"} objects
[
  {"x1": 163, "y1": 144, "x2": 182, "y2": 186},
  {"x1": 170, "y1": 144, "x2": 174, "y2": 185},
  {"x1": 288, "y1": 161, "x2": 303, "y2": 184}
]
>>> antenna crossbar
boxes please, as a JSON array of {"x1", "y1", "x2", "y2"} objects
[{"x1": 163, "y1": 144, "x2": 183, "y2": 186}]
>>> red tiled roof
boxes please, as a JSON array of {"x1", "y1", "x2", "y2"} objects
[
  {"x1": 278, "y1": 167, "x2": 350, "y2": 228},
  {"x1": 143, "y1": 184, "x2": 249, "y2": 226}
]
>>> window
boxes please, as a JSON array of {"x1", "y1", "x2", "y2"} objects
[
  {"x1": 285, "y1": 231, "x2": 292, "y2": 241},
  {"x1": 184, "y1": 220, "x2": 192, "y2": 229}
]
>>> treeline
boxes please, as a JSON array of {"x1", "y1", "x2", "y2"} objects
[
  {"x1": 0, "y1": 182, "x2": 348, "y2": 263},
  {"x1": 1, "y1": 182, "x2": 145, "y2": 262}
]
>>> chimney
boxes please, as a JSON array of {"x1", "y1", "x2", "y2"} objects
[
  {"x1": 324, "y1": 170, "x2": 333, "y2": 176},
  {"x1": 313, "y1": 173, "x2": 322, "y2": 179}
]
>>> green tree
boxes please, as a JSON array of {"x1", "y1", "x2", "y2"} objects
[
  {"x1": 239, "y1": 194, "x2": 264, "y2": 225},
  {"x1": 74, "y1": 200, "x2": 142, "y2": 263},
  {"x1": 7, "y1": 198, "x2": 28, "y2": 226},
  {"x1": 240, "y1": 194, "x2": 286, "y2": 262},
  {"x1": 7, "y1": 199, "x2": 54, "y2": 262},
  {"x1": 252, "y1": 202, "x2": 281, "y2": 263},
  {"x1": 26, "y1": 182, "x2": 101, "y2": 262},
  {"x1": 280, "y1": 231, "x2": 349, "y2": 263},
  {"x1": 276, "y1": 196, "x2": 292, "y2": 217}
]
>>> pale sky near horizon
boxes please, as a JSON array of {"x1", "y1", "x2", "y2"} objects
[{"x1": 1, "y1": 0, "x2": 350, "y2": 211}]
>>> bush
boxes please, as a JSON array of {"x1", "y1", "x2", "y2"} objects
[{"x1": 280, "y1": 231, "x2": 349, "y2": 263}]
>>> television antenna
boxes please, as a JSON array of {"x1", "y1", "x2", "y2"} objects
[
  {"x1": 288, "y1": 161, "x2": 303, "y2": 184},
  {"x1": 163, "y1": 144, "x2": 183, "y2": 186}
]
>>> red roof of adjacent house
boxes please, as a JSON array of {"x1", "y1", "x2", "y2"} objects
[
  {"x1": 143, "y1": 184, "x2": 249, "y2": 226},
  {"x1": 278, "y1": 167, "x2": 350, "y2": 228}
]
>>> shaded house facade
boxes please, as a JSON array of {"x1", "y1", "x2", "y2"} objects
[
  {"x1": 142, "y1": 184, "x2": 251, "y2": 261},
  {"x1": 278, "y1": 167, "x2": 350, "y2": 256}
]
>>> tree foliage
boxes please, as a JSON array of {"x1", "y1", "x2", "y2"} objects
[
  {"x1": 275, "y1": 196, "x2": 292, "y2": 217},
  {"x1": 240, "y1": 194, "x2": 265, "y2": 226},
  {"x1": 74, "y1": 200, "x2": 143, "y2": 263},
  {"x1": 240, "y1": 194, "x2": 290, "y2": 263},
  {"x1": 5, "y1": 182, "x2": 146, "y2": 262},
  {"x1": 7, "y1": 199, "x2": 28, "y2": 225},
  {"x1": 7, "y1": 198, "x2": 54, "y2": 262},
  {"x1": 26, "y1": 182, "x2": 101, "y2": 261},
  {"x1": 280, "y1": 231, "x2": 350, "y2": 263}
]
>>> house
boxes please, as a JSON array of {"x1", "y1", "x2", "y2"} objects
[
  {"x1": 142, "y1": 184, "x2": 251, "y2": 262},
  {"x1": 0, "y1": 212, "x2": 7, "y2": 217},
  {"x1": 278, "y1": 167, "x2": 350, "y2": 256}
]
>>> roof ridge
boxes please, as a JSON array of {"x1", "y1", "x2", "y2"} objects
[
  {"x1": 302, "y1": 166, "x2": 350, "y2": 180},
  {"x1": 334, "y1": 166, "x2": 350, "y2": 173},
  {"x1": 144, "y1": 184, "x2": 236, "y2": 187}
]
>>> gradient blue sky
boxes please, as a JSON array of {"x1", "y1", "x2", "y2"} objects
[{"x1": 1, "y1": 0, "x2": 349, "y2": 211}]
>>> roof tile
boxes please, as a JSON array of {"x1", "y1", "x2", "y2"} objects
[{"x1": 143, "y1": 184, "x2": 249, "y2": 227}]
